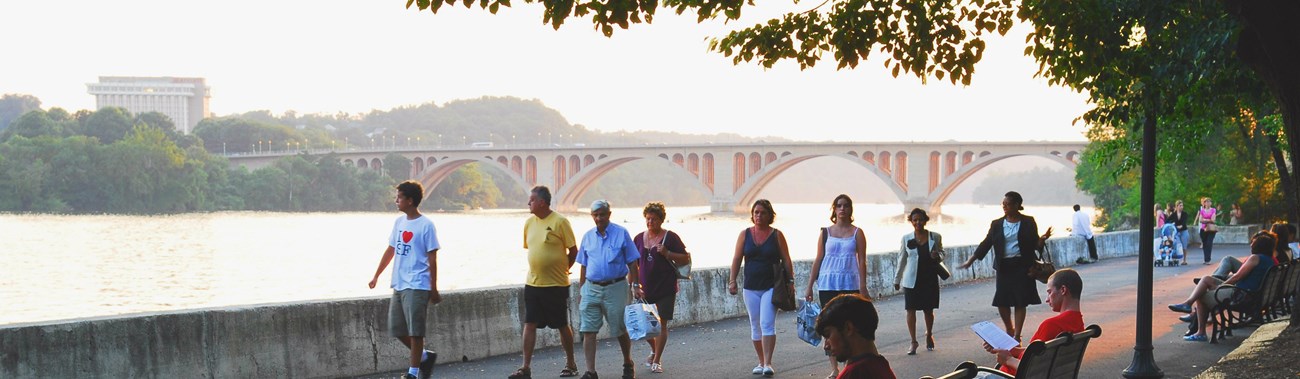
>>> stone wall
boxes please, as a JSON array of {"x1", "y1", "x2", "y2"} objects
[{"x1": 0, "y1": 226, "x2": 1256, "y2": 378}]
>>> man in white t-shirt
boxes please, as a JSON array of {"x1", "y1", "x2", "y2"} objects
[
  {"x1": 1071, "y1": 205, "x2": 1098, "y2": 263},
  {"x1": 369, "y1": 180, "x2": 442, "y2": 379}
]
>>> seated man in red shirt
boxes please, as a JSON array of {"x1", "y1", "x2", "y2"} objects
[
  {"x1": 982, "y1": 268, "x2": 1085, "y2": 376},
  {"x1": 816, "y1": 294, "x2": 896, "y2": 379}
]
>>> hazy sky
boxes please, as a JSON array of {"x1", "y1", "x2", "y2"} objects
[{"x1": 1, "y1": 0, "x2": 1092, "y2": 142}]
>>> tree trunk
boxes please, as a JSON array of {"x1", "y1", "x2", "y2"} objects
[
  {"x1": 1268, "y1": 136, "x2": 1300, "y2": 223},
  {"x1": 1223, "y1": 0, "x2": 1300, "y2": 326}
]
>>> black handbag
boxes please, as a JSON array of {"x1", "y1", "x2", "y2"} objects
[
  {"x1": 910, "y1": 232, "x2": 951, "y2": 280},
  {"x1": 1027, "y1": 244, "x2": 1056, "y2": 284}
]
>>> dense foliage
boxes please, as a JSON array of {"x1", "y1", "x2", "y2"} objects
[
  {"x1": 0, "y1": 107, "x2": 394, "y2": 213},
  {"x1": 0, "y1": 96, "x2": 780, "y2": 213},
  {"x1": 407, "y1": 0, "x2": 1300, "y2": 229}
]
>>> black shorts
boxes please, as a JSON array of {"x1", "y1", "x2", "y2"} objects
[
  {"x1": 646, "y1": 293, "x2": 677, "y2": 321},
  {"x1": 524, "y1": 285, "x2": 571, "y2": 329}
]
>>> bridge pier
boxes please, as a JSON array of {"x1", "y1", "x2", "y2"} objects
[
  {"x1": 902, "y1": 199, "x2": 941, "y2": 220},
  {"x1": 711, "y1": 196, "x2": 738, "y2": 214}
]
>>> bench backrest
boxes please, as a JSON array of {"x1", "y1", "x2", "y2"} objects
[
  {"x1": 921, "y1": 325, "x2": 1103, "y2": 379},
  {"x1": 1258, "y1": 263, "x2": 1286, "y2": 305},
  {"x1": 1013, "y1": 324, "x2": 1102, "y2": 379},
  {"x1": 1286, "y1": 261, "x2": 1300, "y2": 298}
]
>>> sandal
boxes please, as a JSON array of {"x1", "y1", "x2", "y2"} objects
[
  {"x1": 560, "y1": 365, "x2": 579, "y2": 378},
  {"x1": 926, "y1": 334, "x2": 936, "y2": 351},
  {"x1": 650, "y1": 363, "x2": 664, "y2": 373},
  {"x1": 508, "y1": 367, "x2": 532, "y2": 379},
  {"x1": 907, "y1": 341, "x2": 918, "y2": 355},
  {"x1": 645, "y1": 352, "x2": 655, "y2": 367}
]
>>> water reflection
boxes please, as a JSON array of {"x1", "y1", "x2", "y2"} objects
[{"x1": 0, "y1": 203, "x2": 1090, "y2": 325}]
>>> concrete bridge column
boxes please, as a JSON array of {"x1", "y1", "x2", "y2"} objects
[
  {"x1": 711, "y1": 152, "x2": 737, "y2": 213},
  {"x1": 903, "y1": 147, "x2": 937, "y2": 217}
]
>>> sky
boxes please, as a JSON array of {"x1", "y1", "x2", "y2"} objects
[{"x1": 0, "y1": 0, "x2": 1093, "y2": 142}]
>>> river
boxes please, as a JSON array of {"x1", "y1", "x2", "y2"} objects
[{"x1": 0, "y1": 203, "x2": 1091, "y2": 325}]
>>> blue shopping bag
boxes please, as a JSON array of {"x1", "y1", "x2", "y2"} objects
[
  {"x1": 624, "y1": 300, "x2": 662, "y2": 341},
  {"x1": 796, "y1": 300, "x2": 822, "y2": 347}
]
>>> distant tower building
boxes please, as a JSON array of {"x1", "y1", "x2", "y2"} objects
[{"x1": 86, "y1": 76, "x2": 211, "y2": 134}]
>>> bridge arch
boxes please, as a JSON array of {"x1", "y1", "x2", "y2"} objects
[
  {"x1": 553, "y1": 154, "x2": 714, "y2": 212},
  {"x1": 413, "y1": 157, "x2": 532, "y2": 200},
  {"x1": 926, "y1": 152, "x2": 1080, "y2": 212},
  {"x1": 731, "y1": 153, "x2": 908, "y2": 213}
]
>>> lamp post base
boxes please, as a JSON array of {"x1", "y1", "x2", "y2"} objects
[{"x1": 1122, "y1": 348, "x2": 1163, "y2": 379}]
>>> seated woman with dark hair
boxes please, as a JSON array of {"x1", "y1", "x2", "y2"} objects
[
  {"x1": 1272, "y1": 223, "x2": 1293, "y2": 264},
  {"x1": 1168, "y1": 231, "x2": 1277, "y2": 342}
]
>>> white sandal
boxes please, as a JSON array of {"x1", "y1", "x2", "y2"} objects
[{"x1": 650, "y1": 363, "x2": 664, "y2": 373}]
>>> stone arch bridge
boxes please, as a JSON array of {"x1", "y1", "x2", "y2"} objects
[{"x1": 226, "y1": 141, "x2": 1085, "y2": 213}]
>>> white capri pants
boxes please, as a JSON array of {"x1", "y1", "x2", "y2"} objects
[{"x1": 743, "y1": 288, "x2": 776, "y2": 340}]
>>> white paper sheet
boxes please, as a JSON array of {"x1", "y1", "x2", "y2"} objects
[{"x1": 971, "y1": 321, "x2": 1020, "y2": 351}]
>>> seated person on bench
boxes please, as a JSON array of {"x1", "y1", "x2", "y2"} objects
[{"x1": 980, "y1": 269, "x2": 1085, "y2": 376}]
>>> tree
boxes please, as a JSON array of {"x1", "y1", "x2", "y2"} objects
[
  {"x1": 384, "y1": 152, "x2": 412, "y2": 182},
  {"x1": 82, "y1": 107, "x2": 135, "y2": 145},
  {"x1": 405, "y1": 0, "x2": 1300, "y2": 216},
  {"x1": 1, "y1": 110, "x2": 64, "y2": 141},
  {"x1": 425, "y1": 163, "x2": 504, "y2": 210},
  {"x1": 0, "y1": 94, "x2": 42, "y2": 132}
]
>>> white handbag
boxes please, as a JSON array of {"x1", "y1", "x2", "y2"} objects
[{"x1": 669, "y1": 255, "x2": 692, "y2": 280}]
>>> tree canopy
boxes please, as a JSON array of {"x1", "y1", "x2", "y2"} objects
[{"x1": 404, "y1": 0, "x2": 1300, "y2": 224}]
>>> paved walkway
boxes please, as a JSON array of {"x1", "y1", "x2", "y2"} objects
[{"x1": 363, "y1": 244, "x2": 1265, "y2": 378}]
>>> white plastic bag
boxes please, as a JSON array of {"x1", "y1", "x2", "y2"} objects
[
  {"x1": 796, "y1": 300, "x2": 822, "y2": 347},
  {"x1": 624, "y1": 300, "x2": 662, "y2": 341}
]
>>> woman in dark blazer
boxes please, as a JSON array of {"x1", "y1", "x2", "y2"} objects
[{"x1": 958, "y1": 191, "x2": 1052, "y2": 341}]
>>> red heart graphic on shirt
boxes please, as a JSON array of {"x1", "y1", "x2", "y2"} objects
[{"x1": 402, "y1": 231, "x2": 413, "y2": 243}]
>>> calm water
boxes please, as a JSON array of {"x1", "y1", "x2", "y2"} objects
[{"x1": 0, "y1": 204, "x2": 1090, "y2": 325}]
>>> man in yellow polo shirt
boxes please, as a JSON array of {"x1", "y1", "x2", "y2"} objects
[{"x1": 510, "y1": 186, "x2": 580, "y2": 379}]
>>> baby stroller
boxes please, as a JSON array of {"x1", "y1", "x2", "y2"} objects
[
  {"x1": 1156, "y1": 237, "x2": 1178, "y2": 266},
  {"x1": 1156, "y1": 224, "x2": 1184, "y2": 266}
]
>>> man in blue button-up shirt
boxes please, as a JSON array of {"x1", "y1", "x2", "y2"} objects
[{"x1": 576, "y1": 199, "x2": 643, "y2": 379}]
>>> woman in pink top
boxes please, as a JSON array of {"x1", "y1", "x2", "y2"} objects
[
  {"x1": 1196, "y1": 197, "x2": 1219, "y2": 264},
  {"x1": 1155, "y1": 203, "x2": 1166, "y2": 229}
]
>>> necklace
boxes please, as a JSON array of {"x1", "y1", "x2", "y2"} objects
[{"x1": 644, "y1": 229, "x2": 665, "y2": 248}]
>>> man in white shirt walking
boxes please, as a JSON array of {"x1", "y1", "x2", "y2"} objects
[{"x1": 1071, "y1": 204, "x2": 1098, "y2": 263}]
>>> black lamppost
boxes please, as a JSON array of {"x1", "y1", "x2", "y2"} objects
[{"x1": 1123, "y1": 109, "x2": 1163, "y2": 378}]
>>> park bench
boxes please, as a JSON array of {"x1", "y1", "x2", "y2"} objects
[
  {"x1": 1210, "y1": 262, "x2": 1290, "y2": 343},
  {"x1": 1278, "y1": 258, "x2": 1299, "y2": 318},
  {"x1": 920, "y1": 324, "x2": 1102, "y2": 379}
]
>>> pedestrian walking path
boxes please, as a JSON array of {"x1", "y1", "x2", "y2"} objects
[{"x1": 361, "y1": 244, "x2": 1262, "y2": 378}]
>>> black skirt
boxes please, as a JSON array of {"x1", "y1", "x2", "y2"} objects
[
  {"x1": 904, "y1": 243, "x2": 941, "y2": 310},
  {"x1": 992, "y1": 256, "x2": 1041, "y2": 307}
]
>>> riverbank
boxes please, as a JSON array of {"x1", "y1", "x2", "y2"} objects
[{"x1": 0, "y1": 226, "x2": 1259, "y2": 377}]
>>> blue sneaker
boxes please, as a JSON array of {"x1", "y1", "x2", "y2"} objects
[
  {"x1": 1168, "y1": 303, "x2": 1193, "y2": 313},
  {"x1": 1183, "y1": 334, "x2": 1207, "y2": 342}
]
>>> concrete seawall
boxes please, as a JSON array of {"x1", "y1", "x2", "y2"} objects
[{"x1": 0, "y1": 226, "x2": 1258, "y2": 378}]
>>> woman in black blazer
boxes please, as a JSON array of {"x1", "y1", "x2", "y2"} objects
[{"x1": 958, "y1": 191, "x2": 1052, "y2": 341}]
